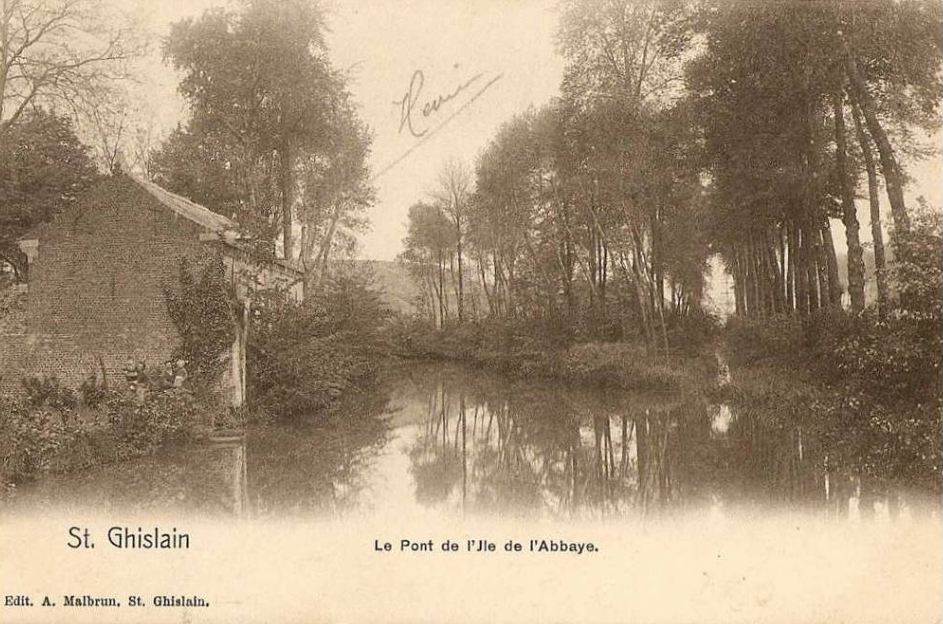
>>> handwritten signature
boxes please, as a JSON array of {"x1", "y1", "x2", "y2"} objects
[
  {"x1": 393, "y1": 68, "x2": 490, "y2": 138},
  {"x1": 372, "y1": 66, "x2": 503, "y2": 181}
]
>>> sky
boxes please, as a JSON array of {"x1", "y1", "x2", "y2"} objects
[{"x1": 125, "y1": 0, "x2": 938, "y2": 264}]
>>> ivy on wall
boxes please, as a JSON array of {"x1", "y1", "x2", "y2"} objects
[{"x1": 164, "y1": 253, "x2": 237, "y2": 380}]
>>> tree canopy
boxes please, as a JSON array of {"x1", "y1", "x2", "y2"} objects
[
  {"x1": 0, "y1": 109, "x2": 100, "y2": 278},
  {"x1": 152, "y1": 0, "x2": 374, "y2": 291}
]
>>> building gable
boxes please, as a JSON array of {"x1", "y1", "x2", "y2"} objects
[{"x1": 3, "y1": 174, "x2": 302, "y2": 400}]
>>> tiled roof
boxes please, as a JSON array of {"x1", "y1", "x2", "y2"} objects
[
  {"x1": 130, "y1": 175, "x2": 237, "y2": 235},
  {"x1": 130, "y1": 175, "x2": 303, "y2": 278}
]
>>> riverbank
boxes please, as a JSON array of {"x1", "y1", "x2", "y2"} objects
[
  {"x1": 394, "y1": 309, "x2": 941, "y2": 497},
  {"x1": 395, "y1": 320, "x2": 718, "y2": 395},
  {"x1": 715, "y1": 312, "x2": 942, "y2": 495},
  {"x1": 0, "y1": 388, "x2": 205, "y2": 494}
]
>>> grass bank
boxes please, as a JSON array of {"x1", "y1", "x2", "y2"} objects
[{"x1": 393, "y1": 318, "x2": 718, "y2": 395}]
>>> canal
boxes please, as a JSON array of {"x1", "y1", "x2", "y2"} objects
[{"x1": 2, "y1": 361, "x2": 937, "y2": 523}]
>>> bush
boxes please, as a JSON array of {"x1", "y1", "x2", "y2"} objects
[
  {"x1": 665, "y1": 309, "x2": 721, "y2": 355},
  {"x1": 21, "y1": 376, "x2": 77, "y2": 410},
  {"x1": 724, "y1": 314, "x2": 805, "y2": 367},
  {"x1": 0, "y1": 390, "x2": 200, "y2": 488},
  {"x1": 247, "y1": 271, "x2": 391, "y2": 422},
  {"x1": 79, "y1": 372, "x2": 108, "y2": 407}
]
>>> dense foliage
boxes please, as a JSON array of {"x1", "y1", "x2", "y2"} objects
[
  {"x1": 395, "y1": 0, "x2": 942, "y2": 495},
  {"x1": 400, "y1": 0, "x2": 941, "y2": 336},
  {"x1": 0, "y1": 389, "x2": 201, "y2": 490},
  {"x1": 0, "y1": 111, "x2": 101, "y2": 279},
  {"x1": 164, "y1": 254, "x2": 237, "y2": 379},
  {"x1": 152, "y1": 0, "x2": 374, "y2": 291},
  {"x1": 691, "y1": 0, "x2": 941, "y2": 317},
  {"x1": 247, "y1": 271, "x2": 392, "y2": 421},
  {"x1": 395, "y1": 315, "x2": 713, "y2": 395},
  {"x1": 723, "y1": 207, "x2": 943, "y2": 490}
]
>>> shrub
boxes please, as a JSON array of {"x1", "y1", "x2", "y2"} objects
[
  {"x1": 0, "y1": 390, "x2": 200, "y2": 487},
  {"x1": 21, "y1": 376, "x2": 77, "y2": 410},
  {"x1": 724, "y1": 314, "x2": 805, "y2": 367},
  {"x1": 248, "y1": 271, "x2": 391, "y2": 422},
  {"x1": 79, "y1": 372, "x2": 108, "y2": 407},
  {"x1": 665, "y1": 309, "x2": 721, "y2": 355},
  {"x1": 892, "y1": 202, "x2": 943, "y2": 322}
]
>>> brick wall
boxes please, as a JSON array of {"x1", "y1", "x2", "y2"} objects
[
  {"x1": 4, "y1": 176, "x2": 207, "y2": 392},
  {"x1": 0, "y1": 333, "x2": 96, "y2": 394}
]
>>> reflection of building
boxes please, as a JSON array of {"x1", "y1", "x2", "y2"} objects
[{"x1": 0, "y1": 174, "x2": 302, "y2": 406}]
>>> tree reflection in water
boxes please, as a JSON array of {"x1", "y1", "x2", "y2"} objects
[
  {"x1": 4, "y1": 363, "x2": 934, "y2": 521},
  {"x1": 247, "y1": 389, "x2": 393, "y2": 518},
  {"x1": 402, "y1": 364, "x2": 934, "y2": 520}
]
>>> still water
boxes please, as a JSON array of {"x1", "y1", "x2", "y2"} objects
[{"x1": 3, "y1": 362, "x2": 937, "y2": 522}]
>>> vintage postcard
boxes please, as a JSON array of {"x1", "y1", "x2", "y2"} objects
[{"x1": 1, "y1": 0, "x2": 941, "y2": 622}]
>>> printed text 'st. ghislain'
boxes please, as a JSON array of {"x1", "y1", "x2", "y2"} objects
[{"x1": 67, "y1": 526, "x2": 190, "y2": 549}]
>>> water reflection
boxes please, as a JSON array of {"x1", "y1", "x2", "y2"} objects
[
  {"x1": 398, "y1": 365, "x2": 725, "y2": 518},
  {"x1": 389, "y1": 364, "x2": 937, "y2": 520},
  {"x1": 0, "y1": 390, "x2": 393, "y2": 519},
  {"x1": 0, "y1": 443, "x2": 250, "y2": 517},
  {"x1": 2, "y1": 362, "x2": 937, "y2": 522},
  {"x1": 247, "y1": 390, "x2": 391, "y2": 518}
]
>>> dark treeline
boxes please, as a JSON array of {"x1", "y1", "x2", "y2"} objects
[
  {"x1": 695, "y1": 0, "x2": 940, "y2": 319},
  {"x1": 2, "y1": 0, "x2": 376, "y2": 296},
  {"x1": 400, "y1": 0, "x2": 942, "y2": 344}
]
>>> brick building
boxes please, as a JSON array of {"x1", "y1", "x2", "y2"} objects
[{"x1": 0, "y1": 174, "x2": 302, "y2": 405}]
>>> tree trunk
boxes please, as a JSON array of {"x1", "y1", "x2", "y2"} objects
[
  {"x1": 751, "y1": 236, "x2": 768, "y2": 316},
  {"x1": 798, "y1": 224, "x2": 814, "y2": 315},
  {"x1": 493, "y1": 251, "x2": 503, "y2": 317},
  {"x1": 478, "y1": 254, "x2": 495, "y2": 316},
  {"x1": 279, "y1": 143, "x2": 294, "y2": 261},
  {"x1": 820, "y1": 217, "x2": 843, "y2": 308},
  {"x1": 601, "y1": 241, "x2": 610, "y2": 321},
  {"x1": 777, "y1": 226, "x2": 789, "y2": 309},
  {"x1": 832, "y1": 91, "x2": 866, "y2": 311},
  {"x1": 850, "y1": 99, "x2": 889, "y2": 315},
  {"x1": 448, "y1": 253, "x2": 459, "y2": 313},
  {"x1": 455, "y1": 217, "x2": 464, "y2": 322},
  {"x1": 626, "y1": 245, "x2": 655, "y2": 345},
  {"x1": 741, "y1": 243, "x2": 754, "y2": 316},
  {"x1": 765, "y1": 230, "x2": 786, "y2": 313},
  {"x1": 786, "y1": 222, "x2": 797, "y2": 312},
  {"x1": 732, "y1": 248, "x2": 744, "y2": 316},
  {"x1": 587, "y1": 224, "x2": 597, "y2": 313},
  {"x1": 812, "y1": 224, "x2": 827, "y2": 312},
  {"x1": 842, "y1": 45, "x2": 910, "y2": 235},
  {"x1": 750, "y1": 237, "x2": 762, "y2": 316},
  {"x1": 796, "y1": 228, "x2": 811, "y2": 316},
  {"x1": 560, "y1": 206, "x2": 575, "y2": 315},
  {"x1": 437, "y1": 250, "x2": 446, "y2": 327}
]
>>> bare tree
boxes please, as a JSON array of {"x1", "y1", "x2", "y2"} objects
[
  {"x1": 83, "y1": 85, "x2": 163, "y2": 174},
  {"x1": 0, "y1": 0, "x2": 141, "y2": 133},
  {"x1": 430, "y1": 158, "x2": 472, "y2": 322}
]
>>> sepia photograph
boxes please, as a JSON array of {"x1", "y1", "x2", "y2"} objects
[{"x1": 0, "y1": 0, "x2": 941, "y2": 622}]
